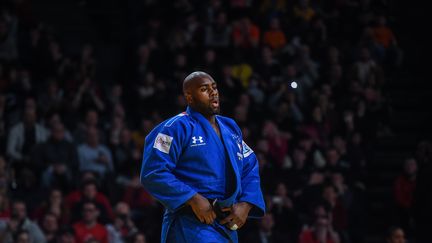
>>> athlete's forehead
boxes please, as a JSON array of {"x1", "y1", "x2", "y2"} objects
[
  {"x1": 183, "y1": 71, "x2": 216, "y2": 91},
  {"x1": 196, "y1": 77, "x2": 216, "y2": 86}
]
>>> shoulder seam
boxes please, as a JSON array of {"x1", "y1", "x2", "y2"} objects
[{"x1": 164, "y1": 112, "x2": 189, "y2": 127}]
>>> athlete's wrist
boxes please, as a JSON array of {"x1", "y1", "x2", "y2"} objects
[
  {"x1": 186, "y1": 193, "x2": 203, "y2": 206},
  {"x1": 237, "y1": 201, "x2": 253, "y2": 211}
]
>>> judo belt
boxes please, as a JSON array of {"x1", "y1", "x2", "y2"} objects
[{"x1": 177, "y1": 199, "x2": 234, "y2": 243}]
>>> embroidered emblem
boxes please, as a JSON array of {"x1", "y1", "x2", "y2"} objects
[
  {"x1": 191, "y1": 136, "x2": 206, "y2": 147},
  {"x1": 242, "y1": 140, "x2": 253, "y2": 158},
  {"x1": 153, "y1": 133, "x2": 173, "y2": 154}
]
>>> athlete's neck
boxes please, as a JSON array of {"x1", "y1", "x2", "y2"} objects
[{"x1": 206, "y1": 115, "x2": 216, "y2": 125}]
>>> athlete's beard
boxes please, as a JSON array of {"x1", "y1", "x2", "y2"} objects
[
  {"x1": 192, "y1": 99, "x2": 220, "y2": 116},
  {"x1": 210, "y1": 103, "x2": 220, "y2": 115}
]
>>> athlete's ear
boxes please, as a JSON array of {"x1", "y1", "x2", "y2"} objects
[{"x1": 184, "y1": 91, "x2": 192, "y2": 105}]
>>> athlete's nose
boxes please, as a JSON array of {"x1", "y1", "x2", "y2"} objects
[{"x1": 209, "y1": 87, "x2": 218, "y2": 97}]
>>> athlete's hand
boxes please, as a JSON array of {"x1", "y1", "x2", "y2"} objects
[
  {"x1": 187, "y1": 193, "x2": 216, "y2": 224},
  {"x1": 220, "y1": 202, "x2": 253, "y2": 229}
]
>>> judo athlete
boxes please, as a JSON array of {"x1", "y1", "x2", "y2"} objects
[{"x1": 140, "y1": 71, "x2": 265, "y2": 243}]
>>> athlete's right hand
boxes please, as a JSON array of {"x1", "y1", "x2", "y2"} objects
[{"x1": 187, "y1": 193, "x2": 216, "y2": 224}]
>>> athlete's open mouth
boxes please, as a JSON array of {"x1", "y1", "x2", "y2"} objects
[{"x1": 210, "y1": 98, "x2": 219, "y2": 108}]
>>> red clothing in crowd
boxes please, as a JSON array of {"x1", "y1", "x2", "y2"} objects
[
  {"x1": 298, "y1": 229, "x2": 336, "y2": 243},
  {"x1": 267, "y1": 137, "x2": 289, "y2": 167},
  {"x1": 123, "y1": 186, "x2": 155, "y2": 209},
  {"x1": 32, "y1": 204, "x2": 69, "y2": 224},
  {"x1": 263, "y1": 30, "x2": 287, "y2": 50},
  {"x1": 300, "y1": 122, "x2": 331, "y2": 146},
  {"x1": 232, "y1": 24, "x2": 260, "y2": 48},
  {"x1": 0, "y1": 208, "x2": 10, "y2": 219},
  {"x1": 65, "y1": 191, "x2": 114, "y2": 220},
  {"x1": 73, "y1": 221, "x2": 108, "y2": 243},
  {"x1": 331, "y1": 199, "x2": 348, "y2": 231},
  {"x1": 372, "y1": 26, "x2": 395, "y2": 48},
  {"x1": 394, "y1": 174, "x2": 416, "y2": 208}
]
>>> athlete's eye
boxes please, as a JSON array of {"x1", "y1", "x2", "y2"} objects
[{"x1": 201, "y1": 87, "x2": 207, "y2": 92}]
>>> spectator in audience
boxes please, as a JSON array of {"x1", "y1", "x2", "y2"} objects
[
  {"x1": 330, "y1": 172, "x2": 353, "y2": 210},
  {"x1": 415, "y1": 141, "x2": 432, "y2": 165},
  {"x1": 46, "y1": 112, "x2": 74, "y2": 141},
  {"x1": 296, "y1": 171, "x2": 325, "y2": 215},
  {"x1": 0, "y1": 200, "x2": 46, "y2": 243},
  {"x1": 322, "y1": 185, "x2": 348, "y2": 240},
  {"x1": 346, "y1": 132, "x2": 367, "y2": 171},
  {"x1": 106, "y1": 202, "x2": 137, "y2": 243},
  {"x1": 201, "y1": 49, "x2": 219, "y2": 75},
  {"x1": 73, "y1": 110, "x2": 105, "y2": 144},
  {"x1": 263, "y1": 17, "x2": 287, "y2": 50},
  {"x1": 41, "y1": 212, "x2": 59, "y2": 243},
  {"x1": 73, "y1": 201, "x2": 108, "y2": 243},
  {"x1": 131, "y1": 119, "x2": 153, "y2": 150},
  {"x1": 32, "y1": 188, "x2": 68, "y2": 224},
  {"x1": 300, "y1": 44, "x2": 320, "y2": 79},
  {"x1": 13, "y1": 229, "x2": 31, "y2": 243},
  {"x1": 33, "y1": 123, "x2": 78, "y2": 191},
  {"x1": 293, "y1": 0, "x2": 316, "y2": 23},
  {"x1": 243, "y1": 212, "x2": 288, "y2": 243},
  {"x1": 77, "y1": 127, "x2": 113, "y2": 178},
  {"x1": 33, "y1": 122, "x2": 77, "y2": 171},
  {"x1": 204, "y1": 11, "x2": 231, "y2": 48},
  {"x1": 7, "y1": 107, "x2": 49, "y2": 163},
  {"x1": 121, "y1": 172, "x2": 157, "y2": 227},
  {"x1": 304, "y1": 17, "x2": 327, "y2": 49},
  {"x1": 0, "y1": 191, "x2": 10, "y2": 221},
  {"x1": 385, "y1": 226, "x2": 406, "y2": 243},
  {"x1": 108, "y1": 114, "x2": 126, "y2": 147},
  {"x1": 413, "y1": 142, "x2": 432, "y2": 243},
  {"x1": 324, "y1": 147, "x2": 350, "y2": 173},
  {"x1": 0, "y1": 193, "x2": 9, "y2": 238},
  {"x1": 394, "y1": 158, "x2": 417, "y2": 232},
  {"x1": 0, "y1": 11, "x2": 18, "y2": 61},
  {"x1": 37, "y1": 80, "x2": 65, "y2": 116},
  {"x1": 270, "y1": 182, "x2": 299, "y2": 240},
  {"x1": 286, "y1": 147, "x2": 312, "y2": 192},
  {"x1": 262, "y1": 120, "x2": 290, "y2": 167},
  {"x1": 106, "y1": 84, "x2": 125, "y2": 109},
  {"x1": 350, "y1": 47, "x2": 379, "y2": 85},
  {"x1": 65, "y1": 179, "x2": 113, "y2": 224},
  {"x1": 304, "y1": 106, "x2": 333, "y2": 146},
  {"x1": 72, "y1": 77, "x2": 105, "y2": 113},
  {"x1": 257, "y1": 151, "x2": 278, "y2": 193},
  {"x1": 56, "y1": 226, "x2": 76, "y2": 243},
  {"x1": 369, "y1": 15, "x2": 390, "y2": 45},
  {"x1": 111, "y1": 128, "x2": 140, "y2": 178},
  {"x1": 41, "y1": 160, "x2": 74, "y2": 193},
  {"x1": 298, "y1": 204, "x2": 340, "y2": 243},
  {"x1": 372, "y1": 16, "x2": 401, "y2": 66},
  {"x1": 256, "y1": 46, "x2": 282, "y2": 82},
  {"x1": 232, "y1": 17, "x2": 260, "y2": 49},
  {"x1": 126, "y1": 232, "x2": 146, "y2": 243}
]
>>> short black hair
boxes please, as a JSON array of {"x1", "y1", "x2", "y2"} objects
[
  {"x1": 182, "y1": 71, "x2": 214, "y2": 93},
  {"x1": 386, "y1": 226, "x2": 402, "y2": 238},
  {"x1": 57, "y1": 225, "x2": 75, "y2": 236},
  {"x1": 80, "y1": 178, "x2": 99, "y2": 191},
  {"x1": 13, "y1": 229, "x2": 29, "y2": 242}
]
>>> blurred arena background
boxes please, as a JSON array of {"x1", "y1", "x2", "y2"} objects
[{"x1": 0, "y1": 0, "x2": 430, "y2": 243}]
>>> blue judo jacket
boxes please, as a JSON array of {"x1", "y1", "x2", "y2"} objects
[{"x1": 140, "y1": 107, "x2": 265, "y2": 243}]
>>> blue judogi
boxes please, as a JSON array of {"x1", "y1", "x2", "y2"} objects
[{"x1": 140, "y1": 107, "x2": 265, "y2": 243}]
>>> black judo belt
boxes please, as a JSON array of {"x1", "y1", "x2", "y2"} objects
[{"x1": 177, "y1": 198, "x2": 234, "y2": 243}]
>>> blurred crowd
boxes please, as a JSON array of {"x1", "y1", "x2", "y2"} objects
[
  {"x1": 0, "y1": 0, "x2": 405, "y2": 242},
  {"x1": 391, "y1": 141, "x2": 432, "y2": 243}
]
